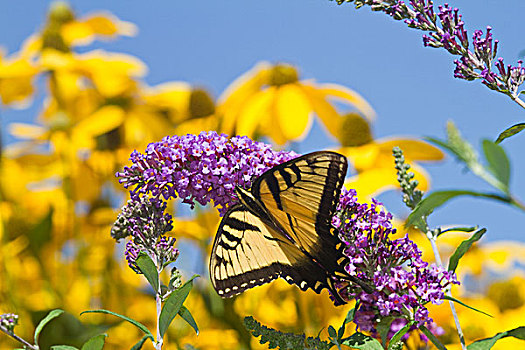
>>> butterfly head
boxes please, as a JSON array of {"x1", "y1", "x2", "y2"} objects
[{"x1": 234, "y1": 186, "x2": 258, "y2": 210}]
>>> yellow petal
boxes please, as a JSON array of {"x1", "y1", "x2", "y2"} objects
[
  {"x1": 339, "y1": 143, "x2": 380, "y2": 172},
  {"x1": 345, "y1": 163, "x2": 431, "y2": 199},
  {"x1": 9, "y1": 123, "x2": 47, "y2": 139},
  {"x1": 377, "y1": 138, "x2": 444, "y2": 161},
  {"x1": 72, "y1": 105, "x2": 125, "y2": 149},
  {"x1": 274, "y1": 84, "x2": 312, "y2": 141},
  {"x1": 0, "y1": 56, "x2": 37, "y2": 107},
  {"x1": 218, "y1": 62, "x2": 272, "y2": 134},
  {"x1": 298, "y1": 83, "x2": 341, "y2": 141},
  {"x1": 62, "y1": 13, "x2": 137, "y2": 47},
  {"x1": 144, "y1": 81, "x2": 192, "y2": 123},
  {"x1": 237, "y1": 89, "x2": 273, "y2": 138},
  {"x1": 317, "y1": 83, "x2": 376, "y2": 120},
  {"x1": 83, "y1": 13, "x2": 137, "y2": 37}
]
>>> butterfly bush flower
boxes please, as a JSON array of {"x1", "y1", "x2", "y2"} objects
[
  {"x1": 116, "y1": 131, "x2": 297, "y2": 215},
  {"x1": 111, "y1": 194, "x2": 179, "y2": 273},
  {"x1": 335, "y1": 0, "x2": 525, "y2": 102},
  {"x1": 332, "y1": 188, "x2": 459, "y2": 334}
]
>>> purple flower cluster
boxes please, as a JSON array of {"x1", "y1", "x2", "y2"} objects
[
  {"x1": 111, "y1": 195, "x2": 178, "y2": 273},
  {"x1": 332, "y1": 189, "x2": 459, "y2": 333},
  {"x1": 117, "y1": 132, "x2": 297, "y2": 215},
  {"x1": 335, "y1": 0, "x2": 525, "y2": 101}
]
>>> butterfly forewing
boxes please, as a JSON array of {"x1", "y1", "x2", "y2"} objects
[{"x1": 252, "y1": 152, "x2": 348, "y2": 268}]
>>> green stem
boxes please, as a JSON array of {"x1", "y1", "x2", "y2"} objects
[
  {"x1": 0, "y1": 324, "x2": 38, "y2": 350},
  {"x1": 428, "y1": 234, "x2": 466, "y2": 350},
  {"x1": 155, "y1": 291, "x2": 163, "y2": 350}
]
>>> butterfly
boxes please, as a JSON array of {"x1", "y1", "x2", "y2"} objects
[{"x1": 209, "y1": 151, "x2": 371, "y2": 304}]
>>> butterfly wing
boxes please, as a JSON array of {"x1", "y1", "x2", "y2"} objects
[
  {"x1": 251, "y1": 151, "x2": 350, "y2": 280},
  {"x1": 209, "y1": 204, "x2": 340, "y2": 298}
]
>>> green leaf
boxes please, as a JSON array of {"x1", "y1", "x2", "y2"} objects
[
  {"x1": 159, "y1": 275, "x2": 198, "y2": 337},
  {"x1": 178, "y1": 306, "x2": 199, "y2": 335},
  {"x1": 376, "y1": 317, "x2": 394, "y2": 347},
  {"x1": 136, "y1": 253, "x2": 159, "y2": 292},
  {"x1": 51, "y1": 346, "x2": 79, "y2": 350},
  {"x1": 438, "y1": 226, "x2": 477, "y2": 236},
  {"x1": 388, "y1": 322, "x2": 415, "y2": 350},
  {"x1": 328, "y1": 325, "x2": 337, "y2": 339},
  {"x1": 467, "y1": 326, "x2": 525, "y2": 349},
  {"x1": 28, "y1": 209, "x2": 54, "y2": 257},
  {"x1": 419, "y1": 326, "x2": 447, "y2": 350},
  {"x1": 448, "y1": 228, "x2": 486, "y2": 272},
  {"x1": 131, "y1": 335, "x2": 152, "y2": 350},
  {"x1": 482, "y1": 139, "x2": 510, "y2": 191},
  {"x1": 443, "y1": 295, "x2": 493, "y2": 317},
  {"x1": 495, "y1": 122, "x2": 525, "y2": 144},
  {"x1": 341, "y1": 332, "x2": 383, "y2": 349},
  {"x1": 406, "y1": 191, "x2": 508, "y2": 229},
  {"x1": 80, "y1": 310, "x2": 153, "y2": 339},
  {"x1": 81, "y1": 334, "x2": 107, "y2": 350},
  {"x1": 343, "y1": 304, "x2": 358, "y2": 325},
  {"x1": 35, "y1": 309, "x2": 65, "y2": 345}
]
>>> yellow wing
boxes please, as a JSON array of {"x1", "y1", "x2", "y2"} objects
[
  {"x1": 209, "y1": 204, "x2": 340, "y2": 298},
  {"x1": 251, "y1": 151, "x2": 349, "y2": 278}
]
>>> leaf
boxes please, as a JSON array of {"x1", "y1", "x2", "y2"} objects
[
  {"x1": 51, "y1": 346, "x2": 79, "y2": 350},
  {"x1": 375, "y1": 317, "x2": 394, "y2": 347},
  {"x1": 482, "y1": 139, "x2": 510, "y2": 191},
  {"x1": 443, "y1": 295, "x2": 493, "y2": 317},
  {"x1": 343, "y1": 304, "x2": 358, "y2": 325},
  {"x1": 341, "y1": 332, "x2": 383, "y2": 349},
  {"x1": 439, "y1": 226, "x2": 477, "y2": 236},
  {"x1": 80, "y1": 310, "x2": 153, "y2": 339},
  {"x1": 131, "y1": 335, "x2": 152, "y2": 350},
  {"x1": 448, "y1": 228, "x2": 486, "y2": 272},
  {"x1": 328, "y1": 325, "x2": 337, "y2": 339},
  {"x1": 136, "y1": 253, "x2": 159, "y2": 292},
  {"x1": 28, "y1": 209, "x2": 54, "y2": 257},
  {"x1": 406, "y1": 190, "x2": 508, "y2": 229},
  {"x1": 81, "y1": 334, "x2": 107, "y2": 350},
  {"x1": 159, "y1": 275, "x2": 198, "y2": 337},
  {"x1": 388, "y1": 322, "x2": 415, "y2": 350},
  {"x1": 419, "y1": 326, "x2": 447, "y2": 350},
  {"x1": 467, "y1": 327, "x2": 525, "y2": 349},
  {"x1": 495, "y1": 122, "x2": 525, "y2": 144},
  {"x1": 35, "y1": 309, "x2": 65, "y2": 345},
  {"x1": 178, "y1": 306, "x2": 199, "y2": 335}
]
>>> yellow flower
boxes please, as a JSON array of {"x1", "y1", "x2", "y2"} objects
[
  {"x1": 218, "y1": 62, "x2": 374, "y2": 145},
  {"x1": 143, "y1": 82, "x2": 220, "y2": 134},
  {"x1": 338, "y1": 113, "x2": 444, "y2": 199},
  {"x1": 19, "y1": 2, "x2": 136, "y2": 58}
]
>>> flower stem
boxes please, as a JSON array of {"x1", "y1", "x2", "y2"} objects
[
  {"x1": 155, "y1": 291, "x2": 163, "y2": 350},
  {"x1": 513, "y1": 95, "x2": 525, "y2": 110},
  {"x1": 0, "y1": 324, "x2": 38, "y2": 350},
  {"x1": 427, "y1": 233, "x2": 467, "y2": 350}
]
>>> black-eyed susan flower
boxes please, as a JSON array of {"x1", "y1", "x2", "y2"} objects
[{"x1": 218, "y1": 62, "x2": 375, "y2": 145}]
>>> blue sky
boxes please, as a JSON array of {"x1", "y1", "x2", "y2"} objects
[{"x1": 1, "y1": 0, "x2": 525, "y2": 243}]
